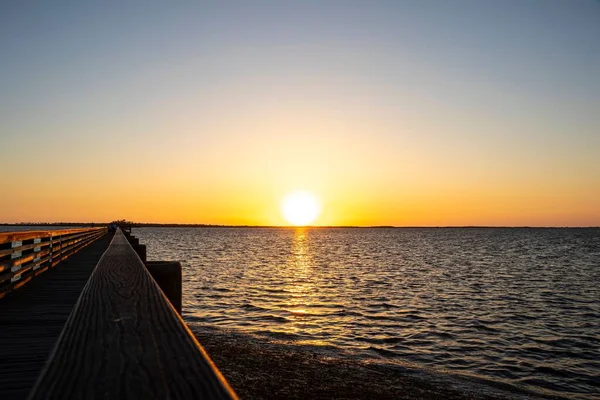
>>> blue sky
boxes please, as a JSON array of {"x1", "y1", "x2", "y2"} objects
[{"x1": 1, "y1": 1, "x2": 599, "y2": 225}]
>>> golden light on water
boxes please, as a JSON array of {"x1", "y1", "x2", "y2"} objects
[
  {"x1": 278, "y1": 229, "x2": 347, "y2": 347},
  {"x1": 281, "y1": 191, "x2": 321, "y2": 226}
]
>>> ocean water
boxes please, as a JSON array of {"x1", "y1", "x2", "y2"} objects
[{"x1": 133, "y1": 227, "x2": 600, "y2": 399}]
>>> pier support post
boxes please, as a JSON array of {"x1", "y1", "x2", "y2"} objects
[
  {"x1": 145, "y1": 261, "x2": 182, "y2": 315},
  {"x1": 135, "y1": 244, "x2": 146, "y2": 263}
]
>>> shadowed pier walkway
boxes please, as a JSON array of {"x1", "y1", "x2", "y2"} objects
[
  {"x1": 0, "y1": 232, "x2": 112, "y2": 399},
  {"x1": 0, "y1": 227, "x2": 235, "y2": 399}
]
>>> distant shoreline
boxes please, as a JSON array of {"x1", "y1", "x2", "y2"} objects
[{"x1": 0, "y1": 223, "x2": 598, "y2": 229}]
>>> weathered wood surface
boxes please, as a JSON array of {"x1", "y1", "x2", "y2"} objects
[
  {"x1": 146, "y1": 261, "x2": 183, "y2": 315},
  {"x1": 30, "y1": 229, "x2": 237, "y2": 399},
  {"x1": 0, "y1": 233, "x2": 113, "y2": 399},
  {"x1": 0, "y1": 227, "x2": 104, "y2": 244},
  {"x1": 0, "y1": 227, "x2": 106, "y2": 298}
]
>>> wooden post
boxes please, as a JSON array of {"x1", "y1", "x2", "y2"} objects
[
  {"x1": 145, "y1": 261, "x2": 182, "y2": 315},
  {"x1": 135, "y1": 244, "x2": 147, "y2": 263}
]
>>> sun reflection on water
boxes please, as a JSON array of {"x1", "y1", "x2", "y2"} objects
[
  {"x1": 284, "y1": 230, "x2": 312, "y2": 315},
  {"x1": 276, "y1": 229, "x2": 328, "y2": 344}
]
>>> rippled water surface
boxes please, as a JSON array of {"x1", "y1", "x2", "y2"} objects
[{"x1": 134, "y1": 227, "x2": 600, "y2": 399}]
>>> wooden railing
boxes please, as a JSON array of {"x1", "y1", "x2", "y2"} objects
[
  {"x1": 29, "y1": 228, "x2": 237, "y2": 399},
  {"x1": 0, "y1": 227, "x2": 106, "y2": 299}
]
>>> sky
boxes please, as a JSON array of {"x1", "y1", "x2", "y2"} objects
[{"x1": 1, "y1": 1, "x2": 599, "y2": 226}]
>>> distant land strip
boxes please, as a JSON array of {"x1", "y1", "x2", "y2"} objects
[{"x1": 0, "y1": 223, "x2": 598, "y2": 229}]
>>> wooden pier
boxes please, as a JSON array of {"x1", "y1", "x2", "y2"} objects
[
  {"x1": 0, "y1": 227, "x2": 236, "y2": 399},
  {"x1": 0, "y1": 230, "x2": 111, "y2": 399}
]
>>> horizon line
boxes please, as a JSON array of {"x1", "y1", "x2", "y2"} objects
[{"x1": 1, "y1": 222, "x2": 599, "y2": 229}]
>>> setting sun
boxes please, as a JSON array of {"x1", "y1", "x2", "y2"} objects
[{"x1": 281, "y1": 191, "x2": 321, "y2": 226}]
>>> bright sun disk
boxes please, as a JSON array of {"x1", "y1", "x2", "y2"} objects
[{"x1": 281, "y1": 191, "x2": 320, "y2": 226}]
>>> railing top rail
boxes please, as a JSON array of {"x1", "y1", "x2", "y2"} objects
[
  {"x1": 29, "y1": 228, "x2": 237, "y2": 399},
  {"x1": 0, "y1": 227, "x2": 104, "y2": 245}
]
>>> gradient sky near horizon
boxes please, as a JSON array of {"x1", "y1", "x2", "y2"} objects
[{"x1": 1, "y1": 1, "x2": 599, "y2": 226}]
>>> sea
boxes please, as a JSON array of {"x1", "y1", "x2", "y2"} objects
[
  {"x1": 4, "y1": 225, "x2": 597, "y2": 398},
  {"x1": 129, "y1": 227, "x2": 600, "y2": 399}
]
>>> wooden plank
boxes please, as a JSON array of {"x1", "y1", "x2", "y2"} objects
[
  {"x1": 0, "y1": 228, "x2": 104, "y2": 245},
  {"x1": 0, "y1": 230, "x2": 107, "y2": 298},
  {"x1": 0, "y1": 240, "x2": 49, "y2": 258},
  {"x1": 0, "y1": 248, "x2": 50, "y2": 273},
  {"x1": 0, "y1": 228, "x2": 103, "y2": 261},
  {"x1": 29, "y1": 229, "x2": 237, "y2": 400},
  {"x1": 13, "y1": 275, "x2": 33, "y2": 290},
  {"x1": 5, "y1": 234, "x2": 97, "y2": 272},
  {"x1": 12, "y1": 262, "x2": 33, "y2": 278},
  {"x1": 0, "y1": 233, "x2": 113, "y2": 399}
]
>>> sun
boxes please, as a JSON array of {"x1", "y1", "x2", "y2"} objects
[{"x1": 281, "y1": 191, "x2": 321, "y2": 226}]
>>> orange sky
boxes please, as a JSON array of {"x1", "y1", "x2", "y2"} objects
[{"x1": 2, "y1": 2, "x2": 599, "y2": 226}]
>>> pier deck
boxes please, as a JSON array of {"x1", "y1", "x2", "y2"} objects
[{"x1": 0, "y1": 233, "x2": 112, "y2": 399}]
